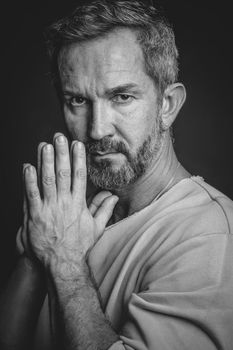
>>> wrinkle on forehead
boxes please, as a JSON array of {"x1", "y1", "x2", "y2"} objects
[{"x1": 58, "y1": 28, "x2": 151, "y2": 94}]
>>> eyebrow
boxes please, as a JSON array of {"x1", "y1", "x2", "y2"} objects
[
  {"x1": 62, "y1": 83, "x2": 142, "y2": 97},
  {"x1": 105, "y1": 83, "x2": 142, "y2": 96}
]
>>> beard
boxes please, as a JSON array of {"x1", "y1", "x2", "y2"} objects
[{"x1": 85, "y1": 118, "x2": 164, "y2": 190}]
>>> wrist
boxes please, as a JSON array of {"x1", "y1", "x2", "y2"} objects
[
  {"x1": 48, "y1": 257, "x2": 89, "y2": 283},
  {"x1": 47, "y1": 259, "x2": 92, "y2": 298}
]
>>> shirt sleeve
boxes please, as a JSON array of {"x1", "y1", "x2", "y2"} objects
[{"x1": 115, "y1": 233, "x2": 233, "y2": 350}]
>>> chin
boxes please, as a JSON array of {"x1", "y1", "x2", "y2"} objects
[{"x1": 87, "y1": 159, "x2": 137, "y2": 190}]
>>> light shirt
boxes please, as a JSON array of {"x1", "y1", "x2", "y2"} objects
[{"x1": 34, "y1": 177, "x2": 233, "y2": 350}]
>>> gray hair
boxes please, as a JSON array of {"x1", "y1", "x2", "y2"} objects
[{"x1": 45, "y1": 0, "x2": 179, "y2": 95}]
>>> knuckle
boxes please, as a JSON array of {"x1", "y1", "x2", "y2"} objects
[
  {"x1": 75, "y1": 168, "x2": 86, "y2": 179},
  {"x1": 29, "y1": 189, "x2": 40, "y2": 200},
  {"x1": 43, "y1": 175, "x2": 56, "y2": 186},
  {"x1": 58, "y1": 169, "x2": 71, "y2": 179}
]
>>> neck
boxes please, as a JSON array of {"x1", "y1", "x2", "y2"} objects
[{"x1": 109, "y1": 132, "x2": 190, "y2": 223}]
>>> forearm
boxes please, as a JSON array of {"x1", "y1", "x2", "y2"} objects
[
  {"x1": 47, "y1": 262, "x2": 119, "y2": 350},
  {"x1": 0, "y1": 255, "x2": 46, "y2": 350}
]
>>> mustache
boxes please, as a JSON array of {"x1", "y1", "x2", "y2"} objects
[{"x1": 85, "y1": 137, "x2": 130, "y2": 156}]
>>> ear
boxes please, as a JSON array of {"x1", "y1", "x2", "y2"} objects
[{"x1": 160, "y1": 83, "x2": 186, "y2": 130}]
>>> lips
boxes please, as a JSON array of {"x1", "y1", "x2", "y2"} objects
[{"x1": 92, "y1": 151, "x2": 118, "y2": 156}]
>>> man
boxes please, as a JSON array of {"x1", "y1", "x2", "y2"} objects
[{"x1": 0, "y1": 1, "x2": 233, "y2": 349}]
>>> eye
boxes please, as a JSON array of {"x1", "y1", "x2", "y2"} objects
[
  {"x1": 68, "y1": 96, "x2": 87, "y2": 107},
  {"x1": 112, "y1": 94, "x2": 134, "y2": 104}
]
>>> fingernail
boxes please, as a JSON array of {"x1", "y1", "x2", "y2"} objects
[
  {"x1": 78, "y1": 141, "x2": 83, "y2": 149},
  {"x1": 44, "y1": 144, "x2": 53, "y2": 152},
  {"x1": 71, "y1": 140, "x2": 77, "y2": 148},
  {"x1": 25, "y1": 165, "x2": 34, "y2": 174},
  {"x1": 23, "y1": 163, "x2": 30, "y2": 170},
  {"x1": 113, "y1": 195, "x2": 119, "y2": 203},
  {"x1": 57, "y1": 135, "x2": 66, "y2": 144}
]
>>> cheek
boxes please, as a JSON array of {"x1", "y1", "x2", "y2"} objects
[
  {"x1": 64, "y1": 109, "x2": 88, "y2": 141},
  {"x1": 117, "y1": 103, "x2": 156, "y2": 146}
]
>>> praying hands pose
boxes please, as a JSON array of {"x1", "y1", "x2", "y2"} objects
[{"x1": 21, "y1": 134, "x2": 120, "y2": 349}]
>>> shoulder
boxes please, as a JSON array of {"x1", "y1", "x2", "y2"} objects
[
  {"x1": 137, "y1": 177, "x2": 233, "y2": 289},
  {"x1": 149, "y1": 176, "x2": 233, "y2": 238},
  {"x1": 189, "y1": 176, "x2": 233, "y2": 233}
]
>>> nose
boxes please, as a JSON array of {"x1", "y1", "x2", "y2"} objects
[{"x1": 89, "y1": 101, "x2": 115, "y2": 140}]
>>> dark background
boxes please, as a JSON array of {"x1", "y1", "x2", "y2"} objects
[{"x1": 1, "y1": 1, "x2": 233, "y2": 283}]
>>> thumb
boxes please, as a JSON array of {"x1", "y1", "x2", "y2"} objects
[
  {"x1": 89, "y1": 190, "x2": 113, "y2": 216},
  {"x1": 94, "y1": 195, "x2": 119, "y2": 239}
]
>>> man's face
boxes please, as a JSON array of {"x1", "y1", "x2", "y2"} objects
[{"x1": 58, "y1": 28, "x2": 164, "y2": 190}]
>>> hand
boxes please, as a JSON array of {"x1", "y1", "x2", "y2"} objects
[
  {"x1": 23, "y1": 134, "x2": 118, "y2": 280},
  {"x1": 16, "y1": 154, "x2": 45, "y2": 259}
]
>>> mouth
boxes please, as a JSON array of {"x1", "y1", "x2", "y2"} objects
[
  {"x1": 95, "y1": 151, "x2": 117, "y2": 155},
  {"x1": 90, "y1": 149, "x2": 117, "y2": 155},
  {"x1": 93, "y1": 152, "x2": 119, "y2": 157},
  {"x1": 91, "y1": 151, "x2": 123, "y2": 161}
]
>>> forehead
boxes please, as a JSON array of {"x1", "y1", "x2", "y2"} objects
[{"x1": 58, "y1": 28, "x2": 149, "y2": 89}]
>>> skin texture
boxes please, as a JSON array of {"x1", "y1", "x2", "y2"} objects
[
  {"x1": 59, "y1": 29, "x2": 162, "y2": 177},
  {"x1": 23, "y1": 136, "x2": 120, "y2": 349},
  {"x1": 58, "y1": 28, "x2": 188, "y2": 218},
  {"x1": 0, "y1": 28, "x2": 188, "y2": 350},
  {"x1": 59, "y1": 29, "x2": 160, "y2": 146}
]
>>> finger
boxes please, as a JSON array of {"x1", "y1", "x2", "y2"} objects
[
  {"x1": 21, "y1": 225, "x2": 31, "y2": 256},
  {"x1": 89, "y1": 191, "x2": 113, "y2": 216},
  {"x1": 72, "y1": 141, "x2": 87, "y2": 205},
  {"x1": 94, "y1": 195, "x2": 119, "y2": 239},
  {"x1": 54, "y1": 135, "x2": 71, "y2": 196},
  {"x1": 22, "y1": 192, "x2": 29, "y2": 240},
  {"x1": 54, "y1": 132, "x2": 71, "y2": 159},
  {"x1": 16, "y1": 224, "x2": 31, "y2": 258},
  {"x1": 70, "y1": 140, "x2": 78, "y2": 167},
  {"x1": 22, "y1": 163, "x2": 30, "y2": 218},
  {"x1": 16, "y1": 227, "x2": 24, "y2": 255},
  {"x1": 24, "y1": 165, "x2": 41, "y2": 212},
  {"x1": 41, "y1": 144, "x2": 56, "y2": 202},
  {"x1": 53, "y1": 132, "x2": 65, "y2": 143},
  {"x1": 21, "y1": 192, "x2": 29, "y2": 255},
  {"x1": 23, "y1": 192, "x2": 27, "y2": 217},
  {"x1": 37, "y1": 142, "x2": 47, "y2": 189}
]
